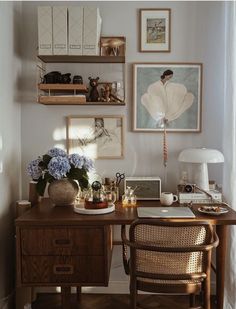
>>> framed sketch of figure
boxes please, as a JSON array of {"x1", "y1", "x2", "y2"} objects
[
  {"x1": 67, "y1": 115, "x2": 124, "y2": 159},
  {"x1": 133, "y1": 63, "x2": 202, "y2": 132}
]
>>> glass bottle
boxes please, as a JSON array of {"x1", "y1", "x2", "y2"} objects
[{"x1": 122, "y1": 186, "x2": 137, "y2": 207}]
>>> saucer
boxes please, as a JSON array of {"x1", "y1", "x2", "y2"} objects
[
  {"x1": 74, "y1": 203, "x2": 115, "y2": 215},
  {"x1": 198, "y1": 206, "x2": 229, "y2": 216}
]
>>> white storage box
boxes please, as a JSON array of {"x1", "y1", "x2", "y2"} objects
[
  {"x1": 53, "y1": 6, "x2": 68, "y2": 55},
  {"x1": 68, "y1": 6, "x2": 83, "y2": 55},
  {"x1": 83, "y1": 7, "x2": 102, "y2": 55},
  {"x1": 38, "y1": 6, "x2": 53, "y2": 55}
]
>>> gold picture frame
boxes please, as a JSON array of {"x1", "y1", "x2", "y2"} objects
[
  {"x1": 140, "y1": 9, "x2": 171, "y2": 52},
  {"x1": 67, "y1": 115, "x2": 124, "y2": 159}
]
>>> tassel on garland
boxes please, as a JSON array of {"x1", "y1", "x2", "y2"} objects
[{"x1": 163, "y1": 118, "x2": 168, "y2": 167}]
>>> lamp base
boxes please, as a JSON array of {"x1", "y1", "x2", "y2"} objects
[{"x1": 193, "y1": 163, "x2": 209, "y2": 191}]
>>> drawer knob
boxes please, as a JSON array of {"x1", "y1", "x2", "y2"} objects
[
  {"x1": 53, "y1": 239, "x2": 72, "y2": 247},
  {"x1": 53, "y1": 264, "x2": 74, "y2": 274}
]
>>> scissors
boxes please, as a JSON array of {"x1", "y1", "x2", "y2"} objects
[{"x1": 116, "y1": 172, "x2": 125, "y2": 185}]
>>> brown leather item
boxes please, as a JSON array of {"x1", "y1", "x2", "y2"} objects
[{"x1": 84, "y1": 201, "x2": 108, "y2": 209}]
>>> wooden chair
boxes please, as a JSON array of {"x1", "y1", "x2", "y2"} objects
[{"x1": 121, "y1": 220, "x2": 219, "y2": 309}]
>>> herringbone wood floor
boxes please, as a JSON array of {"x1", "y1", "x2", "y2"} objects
[{"x1": 32, "y1": 293, "x2": 217, "y2": 309}]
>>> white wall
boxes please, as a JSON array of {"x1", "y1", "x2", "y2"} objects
[
  {"x1": 19, "y1": 1, "x2": 226, "y2": 292},
  {"x1": 21, "y1": 1, "x2": 225, "y2": 197},
  {"x1": 0, "y1": 1, "x2": 22, "y2": 307}
]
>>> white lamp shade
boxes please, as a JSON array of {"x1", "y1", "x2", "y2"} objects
[
  {"x1": 178, "y1": 148, "x2": 224, "y2": 163},
  {"x1": 178, "y1": 148, "x2": 224, "y2": 191}
]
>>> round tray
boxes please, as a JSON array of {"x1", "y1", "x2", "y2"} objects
[
  {"x1": 74, "y1": 203, "x2": 115, "y2": 215},
  {"x1": 198, "y1": 206, "x2": 229, "y2": 216}
]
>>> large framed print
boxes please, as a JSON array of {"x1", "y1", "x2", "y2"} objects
[
  {"x1": 140, "y1": 9, "x2": 171, "y2": 52},
  {"x1": 133, "y1": 63, "x2": 202, "y2": 132},
  {"x1": 67, "y1": 115, "x2": 124, "y2": 159}
]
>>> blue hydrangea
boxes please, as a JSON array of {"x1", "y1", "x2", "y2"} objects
[
  {"x1": 68, "y1": 154, "x2": 84, "y2": 169},
  {"x1": 27, "y1": 158, "x2": 42, "y2": 180},
  {"x1": 47, "y1": 147, "x2": 67, "y2": 158},
  {"x1": 48, "y1": 156, "x2": 71, "y2": 179},
  {"x1": 82, "y1": 156, "x2": 94, "y2": 171}
]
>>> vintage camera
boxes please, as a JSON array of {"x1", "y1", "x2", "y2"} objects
[
  {"x1": 43, "y1": 71, "x2": 71, "y2": 84},
  {"x1": 178, "y1": 183, "x2": 196, "y2": 193}
]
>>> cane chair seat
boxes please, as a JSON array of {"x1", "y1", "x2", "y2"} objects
[{"x1": 121, "y1": 219, "x2": 218, "y2": 309}]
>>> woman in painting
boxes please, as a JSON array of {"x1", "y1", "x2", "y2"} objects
[
  {"x1": 141, "y1": 69, "x2": 194, "y2": 125},
  {"x1": 93, "y1": 118, "x2": 112, "y2": 145}
]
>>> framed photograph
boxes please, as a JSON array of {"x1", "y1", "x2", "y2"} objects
[
  {"x1": 140, "y1": 9, "x2": 171, "y2": 52},
  {"x1": 67, "y1": 115, "x2": 124, "y2": 159},
  {"x1": 133, "y1": 63, "x2": 202, "y2": 132}
]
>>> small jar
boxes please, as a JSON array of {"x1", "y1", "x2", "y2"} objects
[{"x1": 122, "y1": 186, "x2": 137, "y2": 207}]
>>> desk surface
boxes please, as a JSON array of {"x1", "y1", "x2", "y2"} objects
[{"x1": 15, "y1": 198, "x2": 236, "y2": 226}]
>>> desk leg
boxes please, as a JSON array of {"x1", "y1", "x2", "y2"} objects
[
  {"x1": 76, "y1": 286, "x2": 81, "y2": 301},
  {"x1": 61, "y1": 287, "x2": 71, "y2": 308},
  {"x1": 216, "y1": 225, "x2": 228, "y2": 309}
]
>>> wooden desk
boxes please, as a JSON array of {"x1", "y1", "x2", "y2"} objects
[{"x1": 15, "y1": 199, "x2": 236, "y2": 309}]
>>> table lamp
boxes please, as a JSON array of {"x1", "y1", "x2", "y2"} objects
[{"x1": 178, "y1": 148, "x2": 224, "y2": 191}]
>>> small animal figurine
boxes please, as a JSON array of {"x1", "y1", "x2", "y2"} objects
[
  {"x1": 100, "y1": 83, "x2": 124, "y2": 103},
  {"x1": 101, "y1": 83, "x2": 112, "y2": 102},
  {"x1": 88, "y1": 77, "x2": 100, "y2": 102}
]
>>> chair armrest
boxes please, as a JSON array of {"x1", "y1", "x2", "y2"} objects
[{"x1": 212, "y1": 230, "x2": 219, "y2": 248}]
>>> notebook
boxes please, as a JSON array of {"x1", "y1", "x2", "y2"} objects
[{"x1": 137, "y1": 207, "x2": 196, "y2": 218}]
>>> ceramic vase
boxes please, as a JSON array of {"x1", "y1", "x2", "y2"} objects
[{"x1": 48, "y1": 178, "x2": 79, "y2": 206}]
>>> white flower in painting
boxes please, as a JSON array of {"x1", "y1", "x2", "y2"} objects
[{"x1": 141, "y1": 80, "x2": 194, "y2": 123}]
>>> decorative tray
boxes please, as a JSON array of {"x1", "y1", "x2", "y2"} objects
[
  {"x1": 198, "y1": 205, "x2": 229, "y2": 216},
  {"x1": 74, "y1": 203, "x2": 115, "y2": 215}
]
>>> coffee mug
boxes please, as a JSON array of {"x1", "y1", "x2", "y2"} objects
[{"x1": 160, "y1": 192, "x2": 178, "y2": 206}]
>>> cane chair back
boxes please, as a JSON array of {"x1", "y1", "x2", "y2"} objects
[{"x1": 122, "y1": 220, "x2": 218, "y2": 309}]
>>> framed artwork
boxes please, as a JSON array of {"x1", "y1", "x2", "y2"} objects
[
  {"x1": 67, "y1": 115, "x2": 124, "y2": 159},
  {"x1": 140, "y1": 9, "x2": 171, "y2": 52},
  {"x1": 133, "y1": 63, "x2": 202, "y2": 132}
]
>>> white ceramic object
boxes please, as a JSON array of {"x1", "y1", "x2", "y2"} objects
[
  {"x1": 160, "y1": 192, "x2": 178, "y2": 206},
  {"x1": 74, "y1": 203, "x2": 115, "y2": 215},
  {"x1": 198, "y1": 206, "x2": 228, "y2": 216},
  {"x1": 178, "y1": 148, "x2": 224, "y2": 191}
]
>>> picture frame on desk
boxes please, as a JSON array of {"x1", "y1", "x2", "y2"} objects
[
  {"x1": 67, "y1": 115, "x2": 124, "y2": 159},
  {"x1": 139, "y1": 8, "x2": 171, "y2": 52},
  {"x1": 133, "y1": 63, "x2": 202, "y2": 132}
]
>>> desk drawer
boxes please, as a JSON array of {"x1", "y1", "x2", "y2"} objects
[
  {"x1": 21, "y1": 227, "x2": 104, "y2": 256},
  {"x1": 21, "y1": 255, "x2": 105, "y2": 284}
]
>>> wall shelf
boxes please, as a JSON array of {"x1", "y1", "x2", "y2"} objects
[
  {"x1": 37, "y1": 43, "x2": 126, "y2": 105},
  {"x1": 37, "y1": 55, "x2": 125, "y2": 63},
  {"x1": 38, "y1": 83, "x2": 88, "y2": 92},
  {"x1": 38, "y1": 83, "x2": 125, "y2": 105},
  {"x1": 38, "y1": 96, "x2": 125, "y2": 105}
]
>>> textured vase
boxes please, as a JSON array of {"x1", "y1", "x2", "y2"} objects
[{"x1": 48, "y1": 179, "x2": 79, "y2": 206}]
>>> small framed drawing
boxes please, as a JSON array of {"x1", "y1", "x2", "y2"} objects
[
  {"x1": 133, "y1": 63, "x2": 202, "y2": 132},
  {"x1": 67, "y1": 115, "x2": 124, "y2": 159},
  {"x1": 140, "y1": 8, "x2": 171, "y2": 52}
]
